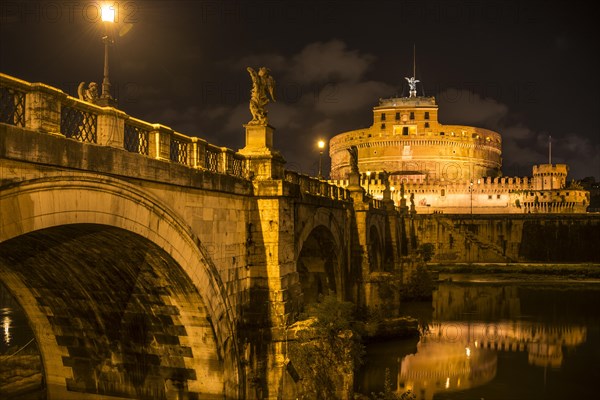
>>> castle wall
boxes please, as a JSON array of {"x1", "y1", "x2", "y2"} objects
[
  {"x1": 412, "y1": 214, "x2": 600, "y2": 263},
  {"x1": 329, "y1": 175, "x2": 590, "y2": 214}
]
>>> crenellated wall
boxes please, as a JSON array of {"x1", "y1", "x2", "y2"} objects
[{"x1": 329, "y1": 167, "x2": 590, "y2": 214}]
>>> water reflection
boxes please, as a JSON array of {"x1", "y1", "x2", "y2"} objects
[
  {"x1": 398, "y1": 321, "x2": 586, "y2": 399},
  {"x1": 359, "y1": 281, "x2": 600, "y2": 400},
  {"x1": 1, "y1": 285, "x2": 45, "y2": 398}
]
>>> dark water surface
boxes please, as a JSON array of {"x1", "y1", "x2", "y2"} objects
[{"x1": 358, "y1": 279, "x2": 600, "y2": 400}]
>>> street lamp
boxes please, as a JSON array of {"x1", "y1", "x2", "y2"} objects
[
  {"x1": 317, "y1": 139, "x2": 325, "y2": 179},
  {"x1": 366, "y1": 171, "x2": 371, "y2": 194},
  {"x1": 469, "y1": 180, "x2": 474, "y2": 215},
  {"x1": 99, "y1": 3, "x2": 116, "y2": 106}
]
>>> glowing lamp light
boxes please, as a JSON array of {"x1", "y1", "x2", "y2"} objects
[
  {"x1": 101, "y1": 4, "x2": 116, "y2": 22},
  {"x1": 318, "y1": 140, "x2": 325, "y2": 150},
  {"x1": 465, "y1": 346, "x2": 471, "y2": 357}
]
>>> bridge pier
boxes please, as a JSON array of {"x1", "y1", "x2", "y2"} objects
[{"x1": 237, "y1": 124, "x2": 303, "y2": 398}]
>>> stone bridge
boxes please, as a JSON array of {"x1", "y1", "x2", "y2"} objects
[
  {"x1": 0, "y1": 73, "x2": 408, "y2": 399},
  {"x1": 2, "y1": 72, "x2": 598, "y2": 399}
]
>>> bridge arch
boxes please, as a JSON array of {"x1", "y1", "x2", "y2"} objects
[
  {"x1": 295, "y1": 208, "x2": 346, "y2": 305},
  {"x1": 368, "y1": 224, "x2": 383, "y2": 272},
  {"x1": 0, "y1": 175, "x2": 242, "y2": 399}
]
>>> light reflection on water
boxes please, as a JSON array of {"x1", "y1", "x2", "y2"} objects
[
  {"x1": 2, "y1": 314, "x2": 11, "y2": 345},
  {"x1": 1, "y1": 306, "x2": 13, "y2": 347},
  {"x1": 358, "y1": 281, "x2": 600, "y2": 400}
]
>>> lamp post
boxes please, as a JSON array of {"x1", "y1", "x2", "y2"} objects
[
  {"x1": 99, "y1": 4, "x2": 116, "y2": 106},
  {"x1": 366, "y1": 171, "x2": 371, "y2": 195},
  {"x1": 469, "y1": 180, "x2": 474, "y2": 215},
  {"x1": 317, "y1": 139, "x2": 325, "y2": 179}
]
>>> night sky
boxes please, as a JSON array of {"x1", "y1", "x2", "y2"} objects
[{"x1": 1, "y1": 0, "x2": 598, "y2": 179}]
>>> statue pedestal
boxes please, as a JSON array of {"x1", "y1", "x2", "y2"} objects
[
  {"x1": 243, "y1": 123, "x2": 274, "y2": 150},
  {"x1": 239, "y1": 124, "x2": 285, "y2": 180},
  {"x1": 346, "y1": 171, "x2": 362, "y2": 191}
]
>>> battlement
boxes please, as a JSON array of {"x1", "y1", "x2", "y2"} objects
[
  {"x1": 377, "y1": 96, "x2": 437, "y2": 107},
  {"x1": 533, "y1": 163, "x2": 568, "y2": 176}
]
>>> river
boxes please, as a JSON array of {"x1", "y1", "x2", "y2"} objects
[{"x1": 358, "y1": 277, "x2": 600, "y2": 400}]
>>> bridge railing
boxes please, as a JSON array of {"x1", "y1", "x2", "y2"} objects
[
  {"x1": 284, "y1": 171, "x2": 351, "y2": 201},
  {"x1": 0, "y1": 73, "x2": 248, "y2": 179},
  {"x1": 60, "y1": 96, "x2": 99, "y2": 144},
  {"x1": 0, "y1": 74, "x2": 27, "y2": 128}
]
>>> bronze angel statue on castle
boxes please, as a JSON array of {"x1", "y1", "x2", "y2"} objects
[{"x1": 247, "y1": 66, "x2": 276, "y2": 125}]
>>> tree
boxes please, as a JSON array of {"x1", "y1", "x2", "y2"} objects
[
  {"x1": 400, "y1": 264, "x2": 434, "y2": 301},
  {"x1": 289, "y1": 295, "x2": 365, "y2": 399},
  {"x1": 417, "y1": 243, "x2": 435, "y2": 262}
]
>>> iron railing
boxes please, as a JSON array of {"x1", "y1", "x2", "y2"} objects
[
  {"x1": 124, "y1": 123, "x2": 150, "y2": 155},
  {"x1": 61, "y1": 105, "x2": 97, "y2": 143},
  {"x1": 0, "y1": 86, "x2": 26, "y2": 127},
  {"x1": 205, "y1": 146, "x2": 220, "y2": 173},
  {"x1": 227, "y1": 152, "x2": 245, "y2": 177},
  {"x1": 170, "y1": 136, "x2": 189, "y2": 164}
]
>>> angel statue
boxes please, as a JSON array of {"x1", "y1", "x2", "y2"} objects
[
  {"x1": 77, "y1": 82, "x2": 99, "y2": 103},
  {"x1": 382, "y1": 170, "x2": 390, "y2": 191},
  {"x1": 347, "y1": 145, "x2": 359, "y2": 174},
  {"x1": 247, "y1": 66, "x2": 276, "y2": 125},
  {"x1": 405, "y1": 76, "x2": 419, "y2": 98}
]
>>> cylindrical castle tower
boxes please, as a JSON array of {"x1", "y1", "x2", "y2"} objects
[
  {"x1": 532, "y1": 164, "x2": 568, "y2": 190},
  {"x1": 329, "y1": 96, "x2": 502, "y2": 182}
]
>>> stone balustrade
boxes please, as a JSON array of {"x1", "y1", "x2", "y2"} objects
[
  {"x1": 284, "y1": 170, "x2": 351, "y2": 201},
  {"x1": 0, "y1": 73, "x2": 248, "y2": 178}
]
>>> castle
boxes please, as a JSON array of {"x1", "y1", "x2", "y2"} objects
[{"x1": 328, "y1": 79, "x2": 590, "y2": 214}]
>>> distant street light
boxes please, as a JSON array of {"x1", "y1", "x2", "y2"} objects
[
  {"x1": 318, "y1": 139, "x2": 325, "y2": 179},
  {"x1": 470, "y1": 180, "x2": 474, "y2": 215},
  {"x1": 99, "y1": 3, "x2": 116, "y2": 105}
]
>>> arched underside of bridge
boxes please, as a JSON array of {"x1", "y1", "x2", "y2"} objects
[
  {"x1": 297, "y1": 225, "x2": 342, "y2": 306},
  {"x1": 0, "y1": 176, "x2": 241, "y2": 399},
  {"x1": 368, "y1": 225, "x2": 383, "y2": 272}
]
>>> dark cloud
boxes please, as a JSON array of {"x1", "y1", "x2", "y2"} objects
[
  {"x1": 2, "y1": 0, "x2": 597, "y2": 179},
  {"x1": 438, "y1": 89, "x2": 600, "y2": 179}
]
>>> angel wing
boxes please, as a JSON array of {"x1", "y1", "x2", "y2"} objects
[
  {"x1": 247, "y1": 67, "x2": 258, "y2": 86},
  {"x1": 77, "y1": 82, "x2": 86, "y2": 100},
  {"x1": 265, "y1": 74, "x2": 276, "y2": 102}
]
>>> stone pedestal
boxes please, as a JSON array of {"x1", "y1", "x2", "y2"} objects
[
  {"x1": 26, "y1": 83, "x2": 67, "y2": 134},
  {"x1": 239, "y1": 124, "x2": 285, "y2": 180},
  {"x1": 346, "y1": 171, "x2": 362, "y2": 191},
  {"x1": 243, "y1": 123, "x2": 274, "y2": 149}
]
